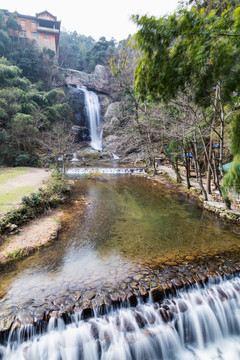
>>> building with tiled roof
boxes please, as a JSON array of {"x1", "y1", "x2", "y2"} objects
[{"x1": 2, "y1": 10, "x2": 61, "y2": 58}]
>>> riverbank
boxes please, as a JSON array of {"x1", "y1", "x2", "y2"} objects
[
  {"x1": 0, "y1": 169, "x2": 75, "y2": 265},
  {"x1": 0, "y1": 209, "x2": 63, "y2": 266},
  {"x1": 0, "y1": 167, "x2": 51, "y2": 215},
  {"x1": 150, "y1": 164, "x2": 240, "y2": 224}
]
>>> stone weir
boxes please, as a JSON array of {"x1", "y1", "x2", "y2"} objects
[
  {"x1": 1, "y1": 268, "x2": 240, "y2": 359},
  {"x1": 66, "y1": 167, "x2": 146, "y2": 175},
  {"x1": 1, "y1": 250, "x2": 240, "y2": 341}
]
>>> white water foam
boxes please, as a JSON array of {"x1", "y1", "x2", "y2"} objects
[
  {"x1": 66, "y1": 167, "x2": 145, "y2": 175},
  {"x1": 2, "y1": 275, "x2": 240, "y2": 359},
  {"x1": 80, "y1": 86, "x2": 102, "y2": 151}
]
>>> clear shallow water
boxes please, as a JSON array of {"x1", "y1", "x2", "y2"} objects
[{"x1": 0, "y1": 176, "x2": 239, "y2": 314}]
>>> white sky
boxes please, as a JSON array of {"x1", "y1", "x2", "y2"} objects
[{"x1": 1, "y1": 0, "x2": 180, "y2": 41}]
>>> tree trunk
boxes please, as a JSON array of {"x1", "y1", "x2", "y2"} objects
[
  {"x1": 219, "y1": 101, "x2": 225, "y2": 179},
  {"x1": 207, "y1": 84, "x2": 219, "y2": 194},
  {"x1": 184, "y1": 148, "x2": 191, "y2": 189},
  {"x1": 163, "y1": 149, "x2": 182, "y2": 183},
  {"x1": 153, "y1": 156, "x2": 157, "y2": 175},
  {"x1": 198, "y1": 124, "x2": 222, "y2": 195},
  {"x1": 212, "y1": 151, "x2": 222, "y2": 196},
  {"x1": 192, "y1": 138, "x2": 208, "y2": 201}
]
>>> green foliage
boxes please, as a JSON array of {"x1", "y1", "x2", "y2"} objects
[
  {"x1": 0, "y1": 171, "x2": 70, "y2": 234},
  {"x1": 222, "y1": 154, "x2": 240, "y2": 199},
  {"x1": 59, "y1": 31, "x2": 116, "y2": 72},
  {"x1": 14, "y1": 154, "x2": 39, "y2": 167},
  {"x1": 0, "y1": 30, "x2": 10, "y2": 56},
  {"x1": 6, "y1": 14, "x2": 21, "y2": 31},
  {"x1": 132, "y1": 6, "x2": 240, "y2": 105},
  {"x1": 59, "y1": 31, "x2": 95, "y2": 71},
  {"x1": 187, "y1": 0, "x2": 239, "y2": 14},
  {"x1": 7, "y1": 248, "x2": 23, "y2": 259},
  {"x1": 0, "y1": 58, "x2": 73, "y2": 166},
  {"x1": 230, "y1": 113, "x2": 240, "y2": 156},
  {"x1": 15, "y1": 46, "x2": 40, "y2": 82},
  {"x1": 0, "y1": 59, "x2": 20, "y2": 86},
  {"x1": 86, "y1": 170, "x2": 104, "y2": 180}
]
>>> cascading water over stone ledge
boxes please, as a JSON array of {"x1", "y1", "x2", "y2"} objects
[
  {"x1": 2, "y1": 274, "x2": 240, "y2": 359},
  {"x1": 66, "y1": 167, "x2": 145, "y2": 175}
]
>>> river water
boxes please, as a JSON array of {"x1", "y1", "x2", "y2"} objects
[{"x1": 0, "y1": 175, "x2": 240, "y2": 358}]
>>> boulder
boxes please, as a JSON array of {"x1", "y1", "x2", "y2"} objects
[
  {"x1": 0, "y1": 313, "x2": 15, "y2": 332},
  {"x1": 150, "y1": 286, "x2": 165, "y2": 302},
  {"x1": 16, "y1": 309, "x2": 33, "y2": 326},
  {"x1": 93, "y1": 65, "x2": 110, "y2": 93},
  {"x1": 104, "y1": 102, "x2": 120, "y2": 122},
  {"x1": 64, "y1": 65, "x2": 110, "y2": 94}
]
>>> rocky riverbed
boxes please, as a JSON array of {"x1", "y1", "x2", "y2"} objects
[{"x1": 1, "y1": 247, "x2": 240, "y2": 338}]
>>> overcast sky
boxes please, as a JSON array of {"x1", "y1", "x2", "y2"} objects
[{"x1": 1, "y1": 0, "x2": 181, "y2": 41}]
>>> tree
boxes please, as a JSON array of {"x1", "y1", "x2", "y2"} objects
[
  {"x1": 37, "y1": 121, "x2": 76, "y2": 172},
  {"x1": 132, "y1": 5, "x2": 240, "y2": 200},
  {"x1": 187, "y1": 0, "x2": 239, "y2": 14},
  {"x1": 0, "y1": 58, "x2": 74, "y2": 166},
  {"x1": 222, "y1": 111, "x2": 240, "y2": 207}
]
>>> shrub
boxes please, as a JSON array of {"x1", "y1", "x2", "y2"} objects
[
  {"x1": 15, "y1": 154, "x2": 39, "y2": 167},
  {"x1": 0, "y1": 170, "x2": 70, "y2": 234},
  {"x1": 86, "y1": 169, "x2": 104, "y2": 180}
]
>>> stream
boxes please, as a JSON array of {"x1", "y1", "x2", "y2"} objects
[{"x1": 0, "y1": 175, "x2": 240, "y2": 359}]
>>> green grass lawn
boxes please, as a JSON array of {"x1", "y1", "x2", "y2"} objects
[
  {"x1": 0, "y1": 168, "x2": 27, "y2": 184},
  {"x1": 0, "y1": 186, "x2": 36, "y2": 214},
  {"x1": 0, "y1": 168, "x2": 42, "y2": 214}
]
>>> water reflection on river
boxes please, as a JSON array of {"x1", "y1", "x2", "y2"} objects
[{"x1": 0, "y1": 176, "x2": 239, "y2": 312}]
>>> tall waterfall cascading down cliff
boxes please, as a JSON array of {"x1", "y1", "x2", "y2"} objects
[
  {"x1": 80, "y1": 86, "x2": 102, "y2": 151},
  {"x1": 68, "y1": 85, "x2": 103, "y2": 151}
]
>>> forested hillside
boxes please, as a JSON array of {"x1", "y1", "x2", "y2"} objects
[
  {"x1": 59, "y1": 32, "x2": 116, "y2": 73},
  {"x1": 0, "y1": 11, "x2": 75, "y2": 167},
  {"x1": 0, "y1": 10, "x2": 120, "y2": 167}
]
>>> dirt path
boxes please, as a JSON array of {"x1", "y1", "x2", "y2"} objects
[
  {"x1": 0, "y1": 168, "x2": 51, "y2": 214},
  {"x1": 0, "y1": 209, "x2": 63, "y2": 265}
]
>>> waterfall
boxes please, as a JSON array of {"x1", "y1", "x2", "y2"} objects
[
  {"x1": 2, "y1": 275, "x2": 240, "y2": 359},
  {"x1": 70, "y1": 153, "x2": 79, "y2": 162},
  {"x1": 80, "y1": 86, "x2": 102, "y2": 151}
]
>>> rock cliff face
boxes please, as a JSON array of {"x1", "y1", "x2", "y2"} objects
[
  {"x1": 63, "y1": 65, "x2": 132, "y2": 160},
  {"x1": 64, "y1": 65, "x2": 111, "y2": 95}
]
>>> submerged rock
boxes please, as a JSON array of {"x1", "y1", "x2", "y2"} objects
[
  {"x1": 150, "y1": 286, "x2": 165, "y2": 302},
  {"x1": 83, "y1": 291, "x2": 96, "y2": 301},
  {"x1": 0, "y1": 313, "x2": 15, "y2": 332},
  {"x1": 14, "y1": 309, "x2": 33, "y2": 327}
]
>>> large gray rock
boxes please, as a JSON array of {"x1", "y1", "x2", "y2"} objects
[
  {"x1": 64, "y1": 65, "x2": 111, "y2": 94},
  {"x1": 104, "y1": 102, "x2": 120, "y2": 124}
]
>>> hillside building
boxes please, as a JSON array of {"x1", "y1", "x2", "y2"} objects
[{"x1": 2, "y1": 10, "x2": 61, "y2": 57}]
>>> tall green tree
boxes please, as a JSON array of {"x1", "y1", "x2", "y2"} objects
[
  {"x1": 132, "y1": 5, "x2": 240, "y2": 199},
  {"x1": 187, "y1": 0, "x2": 239, "y2": 14},
  {"x1": 0, "y1": 58, "x2": 73, "y2": 166}
]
